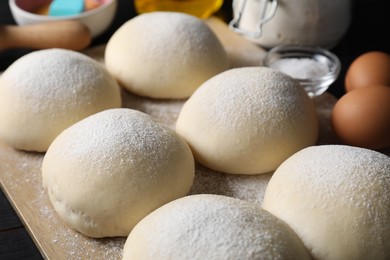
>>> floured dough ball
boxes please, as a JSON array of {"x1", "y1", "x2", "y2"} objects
[
  {"x1": 122, "y1": 194, "x2": 311, "y2": 260},
  {"x1": 176, "y1": 67, "x2": 318, "y2": 174},
  {"x1": 42, "y1": 108, "x2": 195, "y2": 238},
  {"x1": 105, "y1": 11, "x2": 228, "y2": 99},
  {"x1": 0, "y1": 49, "x2": 121, "y2": 152},
  {"x1": 262, "y1": 145, "x2": 390, "y2": 260}
]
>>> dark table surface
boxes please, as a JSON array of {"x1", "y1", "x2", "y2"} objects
[{"x1": 1, "y1": 0, "x2": 390, "y2": 259}]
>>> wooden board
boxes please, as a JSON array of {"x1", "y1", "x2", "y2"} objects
[
  {"x1": 1, "y1": 18, "x2": 389, "y2": 259},
  {"x1": 0, "y1": 92, "x2": 342, "y2": 260}
]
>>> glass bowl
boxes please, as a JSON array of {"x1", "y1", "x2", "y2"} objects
[{"x1": 263, "y1": 45, "x2": 341, "y2": 97}]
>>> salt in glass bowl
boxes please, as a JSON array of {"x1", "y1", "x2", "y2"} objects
[
  {"x1": 9, "y1": 0, "x2": 117, "y2": 38},
  {"x1": 263, "y1": 45, "x2": 341, "y2": 97}
]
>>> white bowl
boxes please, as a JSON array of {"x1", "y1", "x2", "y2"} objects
[
  {"x1": 264, "y1": 45, "x2": 341, "y2": 97},
  {"x1": 9, "y1": 0, "x2": 117, "y2": 37}
]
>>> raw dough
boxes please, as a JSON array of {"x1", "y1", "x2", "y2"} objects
[
  {"x1": 0, "y1": 48, "x2": 121, "y2": 152},
  {"x1": 176, "y1": 67, "x2": 318, "y2": 174},
  {"x1": 105, "y1": 11, "x2": 228, "y2": 99},
  {"x1": 262, "y1": 145, "x2": 390, "y2": 260},
  {"x1": 122, "y1": 194, "x2": 311, "y2": 260},
  {"x1": 42, "y1": 108, "x2": 195, "y2": 238}
]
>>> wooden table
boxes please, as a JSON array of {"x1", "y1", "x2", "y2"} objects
[
  {"x1": 1, "y1": 0, "x2": 390, "y2": 259},
  {"x1": 0, "y1": 189, "x2": 42, "y2": 259}
]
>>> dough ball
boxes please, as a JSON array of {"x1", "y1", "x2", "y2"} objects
[
  {"x1": 122, "y1": 194, "x2": 311, "y2": 260},
  {"x1": 176, "y1": 67, "x2": 318, "y2": 174},
  {"x1": 42, "y1": 108, "x2": 195, "y2": 238},
  {"x1": 105, "y1": 11, "x2": 228, "y2": 99},
  {"x1": 262, "y1": 145, "x2": 390, "y2": 260},
  {"x1": 0, "y1": 49, "x2": 121, "y2": 152}
]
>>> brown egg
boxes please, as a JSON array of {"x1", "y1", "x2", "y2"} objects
[
  {"x1": 331, "y1": 85, "x2": 390, "y2": 150},
  {"x1": 345, "y1": 51, "x2": 390, "y2": 92}
]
